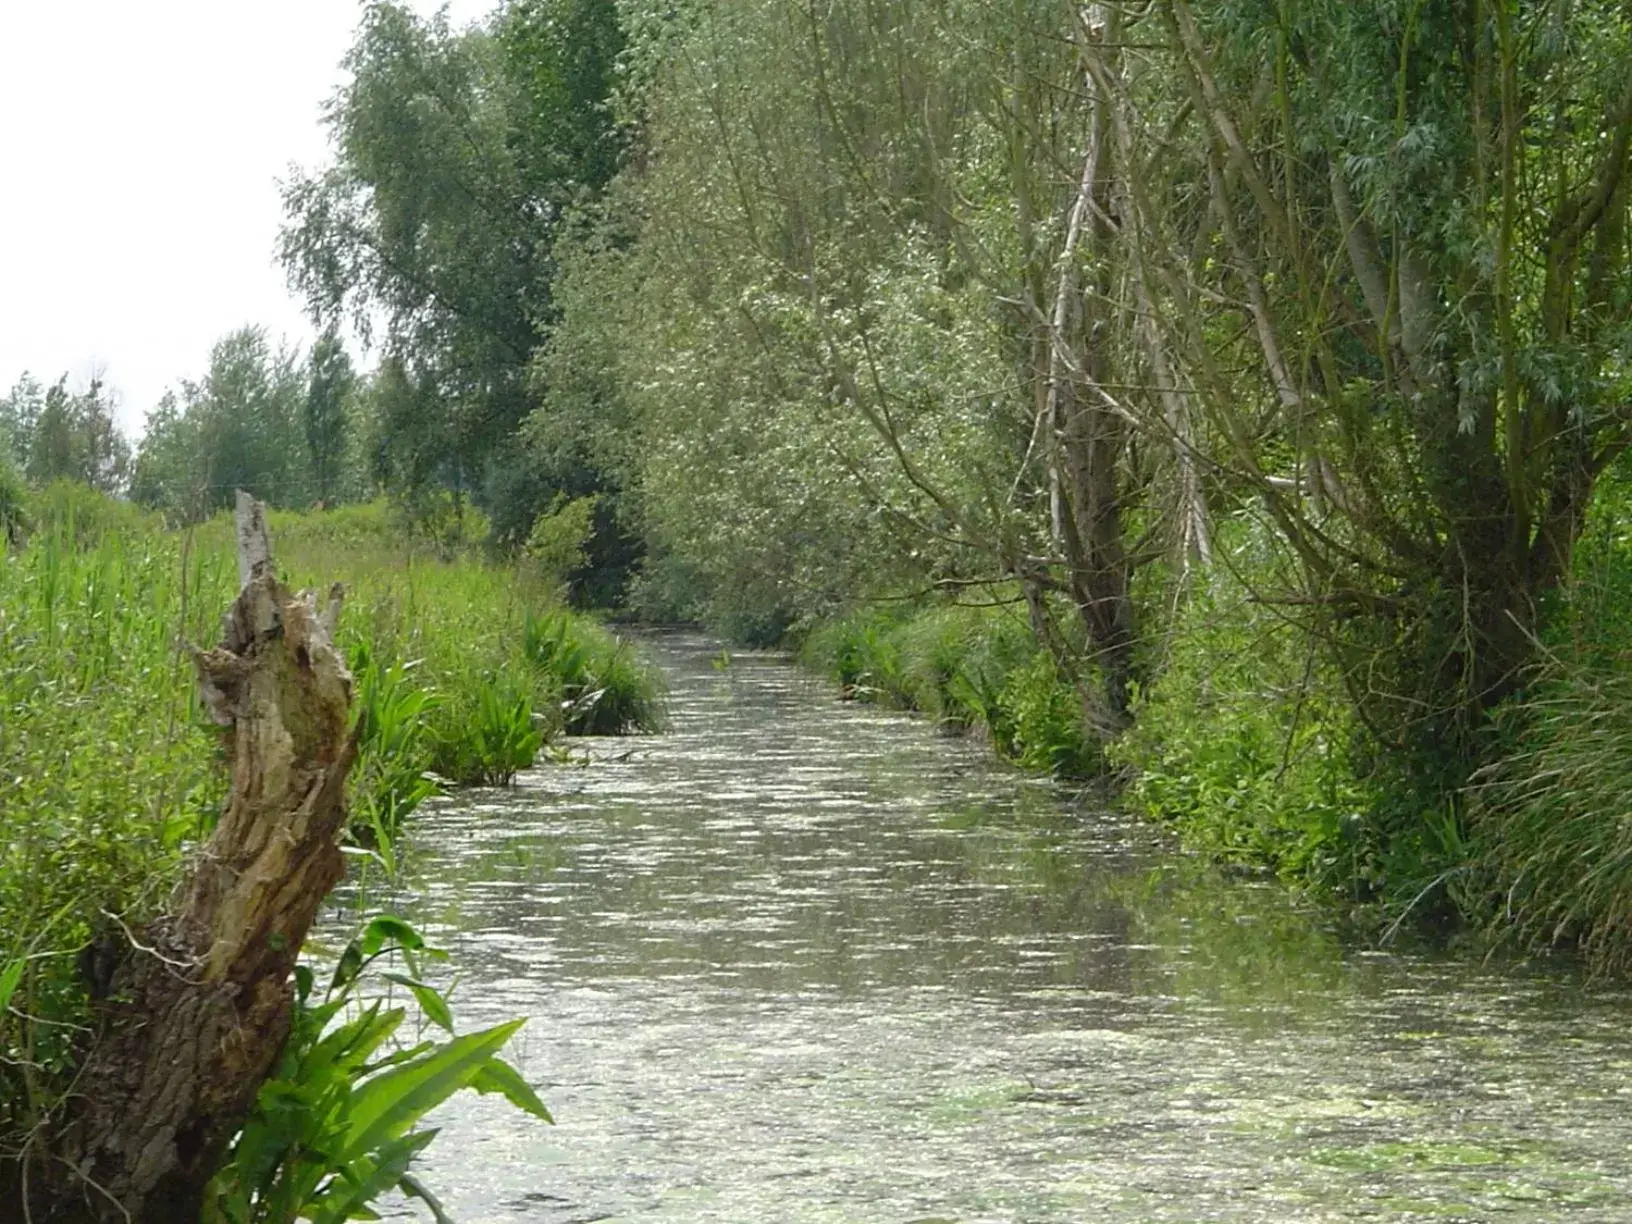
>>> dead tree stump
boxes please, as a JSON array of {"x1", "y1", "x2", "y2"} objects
[{"x1": 23, "y1": 493, "x2": 357, "y2": 1223}]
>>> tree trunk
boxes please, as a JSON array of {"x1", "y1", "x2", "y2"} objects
[{"x1": 11, "y1": 493, "x2": 356, "y2": 1224}]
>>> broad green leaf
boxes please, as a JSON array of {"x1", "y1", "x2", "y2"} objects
[
  {"x1": 310, "y1": 1130, "x2": 437, "y2": 1224},
  {"x1": 383, "y1": 972, "x2": 455, "y2": 1034},
  {"x1": 312, "y1": 1004, "x2": 404, "y2": 1074},
  {"x1": 471, "y1": 1057, "x2": 553, "y2": 1122},
  {"x1": 361, "y1": 914, "x2": 424, "y2": 957},
  {"x1": 341, "y1": 1019, "x2": 524, "y2": 1162}
]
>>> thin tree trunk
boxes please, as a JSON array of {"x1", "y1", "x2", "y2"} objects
[{"x1": 13, "y1": 493, "x2": 356, "y2": 1224}]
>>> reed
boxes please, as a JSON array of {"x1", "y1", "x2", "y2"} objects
[{"x1": 0, "y1": 488, "x2": 660, "y2": 1157}]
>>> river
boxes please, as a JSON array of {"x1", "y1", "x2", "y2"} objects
[{"x1": 346, "y1": 632, "x2": 1632, "y2": 1222}]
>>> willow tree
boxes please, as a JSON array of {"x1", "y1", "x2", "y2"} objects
[
  {"x1": 585, "y1": 0, "x2": 1210, "y2": 728},
  {"x1": 1097, "y1": 0, "x2": 1632, "y2": 786}
]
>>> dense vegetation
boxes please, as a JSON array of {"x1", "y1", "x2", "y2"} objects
[
  {"x1": 0, "y1": 481, "x2": 657, "y2": 1214},
  {"x1": 11, "y1": 0, "x2": 1624, "y2": 960},
  {"x1": 3, "y1": 0, "x2": 1632, "y2": 1212},
  {"x1": 503, "y1": 0, "x2": 1625, "y2": 966}
]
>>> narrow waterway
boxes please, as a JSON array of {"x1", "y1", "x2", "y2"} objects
[{"x1": 351, "y1": 633, "x2": 1632, "y2": 1223}]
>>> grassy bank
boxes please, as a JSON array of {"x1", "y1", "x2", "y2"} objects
[
  {"x1": 797, "y1": 487, "x2": 1632, "y2": 976},
  {"x1": 0, "y1": 485, "x2": 660, "y2": 1162},
  {"x1": 798, "y1": 598, "x2": 1101, "y2": 779}
]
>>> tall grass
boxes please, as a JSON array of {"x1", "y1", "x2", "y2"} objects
[
  {"x1": 0, "y1": 488, "x2": 661, "y2": 1158},
  {"x1": 0, "y1": 512, "x2": 222, "y2": 1148},
  {"x1": 1468, "y1": 467, "x2": 1632, "y2": 973}
]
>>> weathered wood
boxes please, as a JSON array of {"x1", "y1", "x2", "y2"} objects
[{"x1": 23, "y1": 493, "x2": 356, "y2": 1223}]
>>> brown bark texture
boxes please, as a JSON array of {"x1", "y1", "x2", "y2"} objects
[{"x1": 14, "y1": 493, "x2": 356, "y2": 1224}]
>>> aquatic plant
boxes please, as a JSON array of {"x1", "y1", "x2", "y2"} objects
[
  {"x1": 349, "y1": 644, "x2": 442, "y2": 856},
  {"x1": 522, "y1": 608, "x2": 663, "y2": 735}
]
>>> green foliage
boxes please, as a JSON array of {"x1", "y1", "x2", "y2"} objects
[
  {"x1": 521, "y1": 608, "x2": 664, "y2": 735},
  {"x1": 1111, "y1": 555, "x2": 1379, "y2": 894},
  {"x1": 131, "y1": 327, "x2": 324, "y2": 522},
  {"x1": 0, "y1": 489, "x2": 654, "y2": 1164},
  {"x1": 429, "y1": 679, "x2": 545, "y2": 788},
  {"x1": 20, "y1": 377, "x2": 129, "y2": 493},
  {"x1": 252, "y1": 502, "x2": 659, "y2": 790},
  {"x1": 305, "y1": 331, "x2": 357, "y2": 507},
  {"x1": 350, "y1": 647, "x2": 442, "y2": 857},
  {"x1": 524, "y1": 493, "x2": 599, "y2": 587},
  {"x1": 0, "y1": 500, "x2": 230, "y2": 1148},
  {"x1": 203, "y1": 915, "x2": 549, "y2": 1224},
  {"x1": 280, "y1": 0, "x2": 629, "y2": 556},
  {"x1": 0, "y1": 454, "x2": 28, "y2": 547},
  {"x1": 801, "y1": 601, "x2": 1098, "y2": 778},
  {"x1": 28, "y1": 478, "x2": 161, "y2": 545},
  {"x1": 1469, "y1": 464, "x2": 1632, "y2": 973}
]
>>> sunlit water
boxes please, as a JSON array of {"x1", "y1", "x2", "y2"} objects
[{"x1": 334, "y1": 633, "x2": 1632, "y2": 1223}]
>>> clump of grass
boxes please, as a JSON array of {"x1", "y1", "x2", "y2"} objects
[
  {"x1": 1469, "y1": 662, "x2": 1632, "y2": 973},
  {"x1": 799, "y1": 599, "x2": 1097, "y2": 777},
  {"x1": 522, "y1": 608, "x2": 664, "y2": 735},
  {"x1": 1467, "y1": 479, "x2": 1632, "y2": 974}
]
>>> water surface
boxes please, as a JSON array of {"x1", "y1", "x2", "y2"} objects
[{"x1": 347, "y1": 633, "x2": 1632, "y2": 1223}]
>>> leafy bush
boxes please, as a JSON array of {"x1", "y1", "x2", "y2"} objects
[{"x1": 524, "y1": 494, "x2": 600, "y2": 587}]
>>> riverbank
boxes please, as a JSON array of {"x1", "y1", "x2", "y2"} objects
[
  {"x1": 791, "y1": 499, "x2": 1632, "y2": 972},
  {"x1": 0, "y1": 485, "x2": 660, "y2": 1179}
]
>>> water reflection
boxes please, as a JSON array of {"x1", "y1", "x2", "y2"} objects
[{"x1": 332, "y1": 633, "x2": 1632, "y2": 1222}]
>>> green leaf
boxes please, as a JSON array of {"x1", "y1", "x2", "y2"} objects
[
  {"x1": 0, "y1": 959, "x2": 23, "y2": 1014},
  {"x1": 329, "y1": 941, "x2": 365, "y2": 996},
  {"x1": 341, "y1": 1019, "x2": 525, "y2": 1162},
  {"x1": 383, "y1": 972, "x2": 455, "y2": 1034},
  {"x1": 471, "y1": 1057, "x2": 553, "y2": 1123},
  {"x1": 310, "y1": 1130, "x2": 438, "y2": 1224},
  {"x1": 360, "y1": 914, "x2": 425, "y2": 957}
]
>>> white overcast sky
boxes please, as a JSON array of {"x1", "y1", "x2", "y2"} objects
[{"x1": 0, "y1": 0, "x2": 492, "y2": 437}]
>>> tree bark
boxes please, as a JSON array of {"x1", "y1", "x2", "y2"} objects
[{"x1": 12, "y1": 492, "x2": 356, "y2": 1224}]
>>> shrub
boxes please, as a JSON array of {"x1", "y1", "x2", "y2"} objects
[{"x1": 1110, "y1": 567, "x2": 1378, "y2": 893}]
